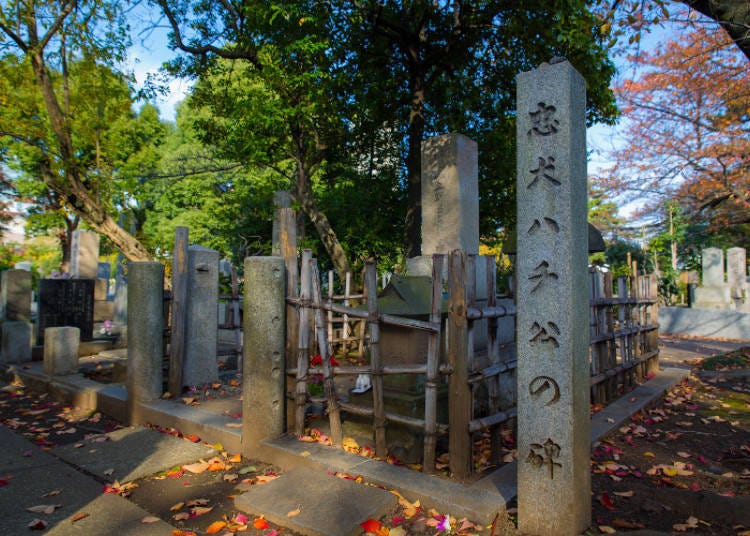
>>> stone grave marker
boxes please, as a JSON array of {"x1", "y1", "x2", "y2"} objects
[
  {"x1": 70, "y1": 230, "x2": 100, "y2": 279},
  {"x1": 1, "y1": 269, "x2": 32, "y2": 322},
  {"x1": 37, "y1": 279, "x2": 95, "y2": 344},
  {"x1": 516, "y1": 59, "x2": 591, "y2": 535},
  {"x1": 694, "y1": 247, "x2": 731, "y2": 309}
]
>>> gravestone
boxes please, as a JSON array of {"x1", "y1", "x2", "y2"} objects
[
  {"x1": 43, "y1": 326, "x2": 80, "y2": 376},
  {"x1": 0, "y1": 321, "x2": 32, "y2": 364},
  {"x1": 182, "y1": 245, "x2": 219, "y2": 386},
  {"x1": 727, "y1": 247, "x2": 747, "y2": 309},
  {"x1": 70, "y1": 230, "x2": 100, "y2": 279},
  {"x1": 1, "y1": 269, "x2": 32, "y2": 322},
  {"x1": 693, "y1": 247, "x2": 731, "y2": 309},
  {"x1": 113, "y1": 257, "x2": 128, "y2": 326},
  {"x1": 37, "y1": 279, "x2": 95, "y2": 344},
  {"x1": 14, "y1": 261, "x2": 32, "y2": 271},
  {"x1": 516, "y1": 60, "x2": 591, "y2": 535}
]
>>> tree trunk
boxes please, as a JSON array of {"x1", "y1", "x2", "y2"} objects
[
  {"x1": 58, "y1": 213, "x2": 78, "y2": 273},
  {"x1": 681, "y1": 1, "x2": 750, "y2": 61},
  {"x1": 293, "y1": 167, "x2": 352, "y2": 278},
  {"x1": 403, "y1": 63, "x2": 426, "y2": 259},
  {"x1": 29, "y1": 49, "x2": 153, "y2": 262}
]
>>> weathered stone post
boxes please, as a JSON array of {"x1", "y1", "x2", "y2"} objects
[
  {"x1": 127, "y1": 262, "x2": 164, "y2": 424},
  {"x1": 70, "y1": 230, "x2": 100, "y2": 279},
  {"x1": 182, "y1": 245, "x2": 219, "y2": 386},
  {"x1": 242, "y1": 256, "x2": 286, "y2": 456},
  {"x1": 1, "y1": 269, "x2": 32, "y2": 322},
  {"x1": 516, "y1": 60, "x2": 591, "y2": 535}
]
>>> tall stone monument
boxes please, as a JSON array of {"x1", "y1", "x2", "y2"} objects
[
  {"x1": 693, "y1": 247, "x2": 731, "y2": 309},
  {"x1": 727, "y1": 247, "x2": 748, "y2": 310},
  {"x1": 1, "y1": 269, "x2": 32, "y2": 322},
  {"x1": 516, "y1": 60, "x2": 591, "y2": 535},
  {"x1": 182, "y1": 245, "x2": 219, "y2": 386},
  {"x1": 70, "y1": 230, "x2": 100, "y2": 279}
]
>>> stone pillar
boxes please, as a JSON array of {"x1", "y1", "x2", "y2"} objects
[
  {"x1": 0, "y1": 321, "x2": 33, "y2": 364},
  {"x1": 1, "y1": 269, "x2": 32, "y2": 322},
  {"x1": 113, "y1": 257, "x2": 128, "y2": 326},
  {"x1": 43, "y1": 327, "x2": 80, "y2": 376},
  {"x1": 271, "y1": 190, "x2": 293, "y2": 256},
  {"x1": 127, "y1": 262, "x2": 164, "y2": 423},
  {"x1": 70, "y1": 230, "x2": 100, "y2": 279},
  {"x1": 182, "y1": 246, "x2": 219, "y2": 386},
  {"x1": 242, "y1": 256, "x2": 286, "y2": 455},
  {"x1": 516, "y1": 60, "x2": 591, "y2": 535}
]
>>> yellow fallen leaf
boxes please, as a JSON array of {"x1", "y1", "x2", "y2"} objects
[
  {"x1": 287, "y1": 507, "x2": 302, "y2": 517},
  {"x1": 301, "y1": 451, "x2": 311, "y2": 457},
  {"x1": 599, "y1": 526, "x2": 616, "y2": 534},
  {"x1": 182, "y1": 462, "x2": 209, "y2": 474},
  {"x1": 644, "y1": 452, "x2": 655, "y2": 457},
  {"x1": 663, "y1": 466, "x2": 678, "y2": 477},
  {"x1": 613, "y1": 490, "x2": 634, "y2": 497},
  {"x1": 225, "y1": 423, "x2": 242, "y2": 428},
  {"x1": 390, "y1": 527, "x2": 407, "y2": 536},
  {"x1": 342, "y1": 437, "x2": 360, "y2": 453},
  {"x1": 228, "y1": 454, "x2": 242, "y2": 463},
  {"x1": 169, "y1": 502, "x2": 185, "y2": 511}
]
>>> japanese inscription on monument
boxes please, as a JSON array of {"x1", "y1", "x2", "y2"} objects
[{"x1": 516, "y1": 60, "x2": 591, "y2": 535}]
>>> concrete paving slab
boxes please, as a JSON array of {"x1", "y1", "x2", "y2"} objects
[
  {"x1": 54, "y1": 426, "x2": 216, "y2": 483},
  {"x1": 590, "y1": 367, "x2": 689, "y2": 444},
  {"x1": 235, "y1": 466, "x2": 396, "y2": 536},
  {"x1": 0, "y1": 428, "x2": 173, "y2": 536}
]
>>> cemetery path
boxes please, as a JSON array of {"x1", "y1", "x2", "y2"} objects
[{"x1": 1, "y1": 338, "x2": 748, "y2": 535}]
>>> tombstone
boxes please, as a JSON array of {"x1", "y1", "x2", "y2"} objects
[
  {"x1": 693, "y1": 247, "x2": 731, "y2": 309},
  {"x1": 14, "y1": 261, "x2": 32, "y2": 271},
  {"x1": 182, "y1": 245, "x2": 219, "y2": 386},
  {"x1": 70, "y1": 230, "x2": 100, "y2": 279},
  {"x1": 0, "y1": 321, "x2": 33, "y2": 364},
  {"x1": 516, "y1": 60, "x2": 591, "y2": 535},
  {"x1": 97, "y1": 262, "x2": 111, "y2": 292},
  {"x1": 43, "y1": 326, "x2": 80, "y2": 376},
  {"x1": 1, "y1": 269, "x2": 32, "y2": 322},
  {"x1": 36, "y1": 279, "x2": 95, "y2": 344},
  {"x1": 727, "y1": 248, "x2": 747, "y2": 308}
]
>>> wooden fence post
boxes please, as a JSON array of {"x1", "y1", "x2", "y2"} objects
[
  {"x1": 423, "y1": 254, "x2": 444, "y2": 473},
  {"x1": 168, "y1": 226, "x2": 189, "y2": 396},
  {"x1": 448, "y1": 249, "x2": 472, "y2": 480},
  {"x1": 365, "y1": 261, "x2": 387, "y2": 458}
]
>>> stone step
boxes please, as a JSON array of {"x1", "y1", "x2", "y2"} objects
[{"x1": 234, "y1": 466, "x2": 397, "y2": 536}]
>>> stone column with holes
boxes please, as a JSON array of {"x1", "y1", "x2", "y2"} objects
[
  {"x1": 516, "y1": 60, "x2": 591, "y2": 535},
  {"x1": 242, "y1": 256, "x2": 286, "y2": 455}
]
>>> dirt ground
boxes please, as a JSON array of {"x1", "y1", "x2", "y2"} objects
[{"x1": 1, "y1": 344, "x2": 749, "y2": 535}]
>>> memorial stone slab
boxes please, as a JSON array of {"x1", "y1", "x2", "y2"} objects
[
  {"x1": 70, "y1": 230, "x2": 100, "y2": 279},
  {"x1": 36, "y1": 279, "x2": 95, "y2": 344},
  {"x1": 43, "y1": 326, "x2": 80, "y2": 376},
  {"x1": 727, "y1": 247, "x2": 747, "y2": 296},
  {"x1": 516, "y1": 60, "x2": 591, "y2": 535},
  {"x1": 0, "y1": 321, "x2": 32, "y2": 364},
  {"x1": 1, "y1": 269, "x2": 32, "y2": 322},
  {"x1": 183, "y1": 245, "x2": 219, "y2": 386},
  {"x1": 702, "y1": 247, "x2": 725, "y2": 286},
  {"x1": 14, "y1": 261, "x2": 32, "y2": 271},
  {"x1": 113, "y1": 256, "x2": 128, "y2": 325},
  {"x1": 421, "y1": 133, "x2": 479, "y2": 256}
]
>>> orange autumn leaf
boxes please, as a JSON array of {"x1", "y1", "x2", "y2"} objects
[
  {"x1": 253, "y1": 517, "x2": 270, "y2": 530},
  {"x1": 205, "y1": 520, "x2": 227, "y2": 534},
  {"x1": 359, "y1": 518, "x2": 383, "y2": 533}
]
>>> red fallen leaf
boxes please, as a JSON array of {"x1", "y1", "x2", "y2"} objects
[
  {"x1": 253, "y1": 517, "x2": 270, "y2": 530},
  {"x1": 184, "y1": 434, "x2": 200, "y2": 443},
  {"x1": 360, "y1": 518, "x2": 383, "y2": 533},
  {"x1": 28, "y1": 519, "x2": 48, "y2": 530},
  {"x1": 690, "y1": 482, "x2": 700, "y2": 492},
  {"x1": 599, "y1": 492, "x2": 616, "y2": 510},
  {"x1": 392, "y1": 515, "x2": 405, "y2": 526},
  {"x1": 0, "y1": 478, "x2": 8, "y2": 487}
]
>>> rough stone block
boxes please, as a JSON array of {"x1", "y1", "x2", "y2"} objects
[
  {"x1": 693, "y1": 285, "x2": 731, "y2": 309},
  {"x1": 70, "y1": 230, "x2": 100, "y2": 279},
  {"x1": 702, "y1": 247, "x2": 724, "y2": 286},
  {"x1": 1, "y1": 269, "x2": 32, "y2": 322},
  {"x1": 0, "y1": 321, "x2": 32, "y2": 364},
  {"x1": 183, "y1": 246, "x2": 219, "y2": 386},
  {"x1": 44, "y1": 326, "x2": 80, "y2": 376}
]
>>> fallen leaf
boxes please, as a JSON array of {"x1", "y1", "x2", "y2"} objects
[
  {"x1": 71, "y1": 512, "x2": 89, "y2": 523},
  {"x1": 389, "y1": 527, "x2": 407, "y2": 536},
  {"x1": 28, "y1": 519, "x2": 47, "y2": 530},
  {"x1": 677, "y1": 452, "x2": 691, "y2": 458},
  {"x1": 223, "y1": 473, "x2": 238, "y2": 482},
  {"x1": 598, "y1": 526, "x2": 616, "y2": 534},
  {"x1": 142, "y1": 516, "x2": 161, "y2": 523},
  {"x1": 170, "y1": 502, "x2": 185, "y2": 511},
  {"x1": 644, "y1": 451, "x2": 655, "y2": 457},
  {"x1": 42, "y1": 489, "x2": 62, "y2": 497},
  {"x1": 287, "y1": 507, "x2": 302, "y2": 517},
  {"x1": 239, "y1": 465, "x2": 257, "y2": 475},
  {"x1": 205, "y1": 520, "x2": 227, "y2": 534},
  {"x1": 228, "y1": 454, "x2": 242, "y2": 463},
  {"x1": 613, "y1": 490, "x2": 634, "y2": 497},
  {"x1": 225, "y1": 423, "x2": 242, "y2": 428},
  {"x1": 613, "y1": 518, "x2": 645, "y2": 529},
  {"x1": 360, "y1": 518, "x2": 383, "y2": 533},
  {"x1": 190, "y1": 506, "x2": 213, "y2": 516},
  {"x1": 27, "y1": 504, "x2": 62, "y2": 514},
  {"x1": 173, "y1": 512, "x2": 190, "y2": 521},
  {"x1": 182, "y1": 462, "x2": 209, "y2": 474},
  {"x1": 186, "y1": 498, "x2": 210, "y2": 507},
  {"x1": 599, "y1": 492, "x2": 616, "y2": 510},
  {"x1": 256, "y1": 474, "x2": 279, "y2": 484},
  {"x1": 253, "y1": 517, "x2": 270, "y2": 530}
]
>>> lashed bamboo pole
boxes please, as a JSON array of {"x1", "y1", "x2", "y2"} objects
[
  {"x1": 311, "y1": 259, "x2": 343, "y2": 447},
  {"x1": 423, "y1": 254, "x2": 444, "y2": 473},
  {"x1": 365, "y1": 261, "x2": 387, "y2": 458},
  {"x1": 294, "y1": 250, "x2": 312, "y2": 436}
]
